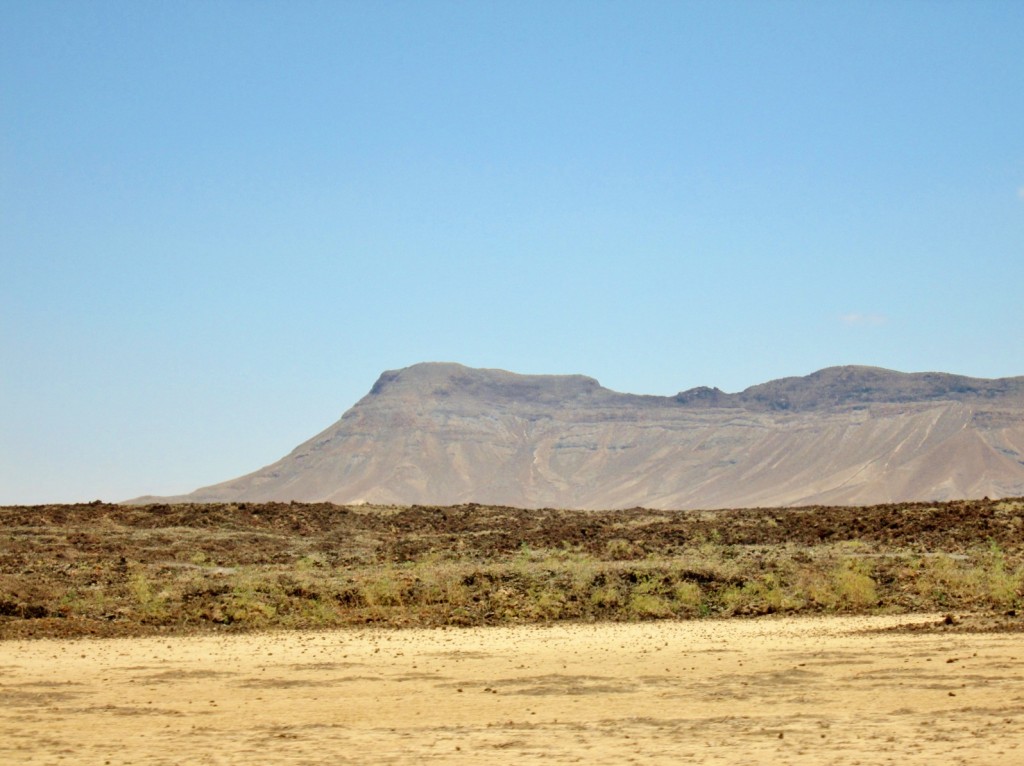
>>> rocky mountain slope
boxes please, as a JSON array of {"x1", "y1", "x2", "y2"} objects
[{"x1": 130, "y1": 363, "x2": 1024, "y2": 509}]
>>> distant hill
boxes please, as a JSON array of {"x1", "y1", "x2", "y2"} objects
[{"x1": 129, "y1": 363, "x2": 1024, "y2": 509}]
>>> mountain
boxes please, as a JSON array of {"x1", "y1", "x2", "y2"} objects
[{"x1": 129, "y1": 363, "x2": 1024, "y2": 509}]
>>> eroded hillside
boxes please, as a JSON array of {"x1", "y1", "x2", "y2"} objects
[{"x1": 131, "y1": 363, "x2": 1024, "y2": 509}]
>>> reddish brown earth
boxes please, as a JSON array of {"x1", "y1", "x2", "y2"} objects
[{"x1": 5, "y1": 497, "x2": 1024, "y2": 563}]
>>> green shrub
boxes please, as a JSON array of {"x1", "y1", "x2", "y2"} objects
[
  {"x1": 627, "y1": 593, "x2": 672, "y2": 618},
  {"x1": 605, "y1": 538, "x2": 642, "y2": 560},
  {"x1": 673, "y1": 580, "x2": 703, "y2": 611},
  {"x1": 833, "y1": 559, "x2": 877, "y2": 609}
]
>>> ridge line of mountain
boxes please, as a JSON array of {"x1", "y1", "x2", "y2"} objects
[
  {"x1": 126, "y1": 362, "x2": 1024, "y2": 509},
  {"x1": 366, "y1": 362, "x2": 1024, "y2": 412}
]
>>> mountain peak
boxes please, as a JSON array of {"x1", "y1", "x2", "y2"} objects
[
  {"x1": 738, "y1": 366, "x2": 1023, "y2": 411},
  {"x1": 367, "y1": 362, "x2": 606, "y2": 404}
]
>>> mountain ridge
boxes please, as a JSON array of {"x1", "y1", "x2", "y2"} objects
[
  {"x1": 368, "y1": 361, "x2": 1024, "y2": 411},
  {"x1": 128, "y1": 362, "x2": 1024, "y2": 509}
]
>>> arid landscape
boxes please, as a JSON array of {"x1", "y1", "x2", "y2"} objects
[
  {"x1": 3, "y1": 498, "x2": 1024, "y2": 638},
  {"x1": 3, "y1": 616, "x2": 1023, "y2": 765},
  {"x1": 2, "y1": 498, "x2": 1023, "y2": 763},
  {"x1": 8, "y1": 0, "x2": 1024, "y2": 761},
  {"x1": 130, "y1": 363, "x2": 1024, "y2": 510}
]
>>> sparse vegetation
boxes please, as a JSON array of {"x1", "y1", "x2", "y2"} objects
[{"x1": 1, "y1": 498, "x2": 1022, "y2": 638}]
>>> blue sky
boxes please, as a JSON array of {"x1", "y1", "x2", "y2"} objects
[{"x1": 2, "y1": 1, "x2": 1022, "y2": 504}]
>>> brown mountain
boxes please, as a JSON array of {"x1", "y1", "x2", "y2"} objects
[{"x1": 130, "y1": 362, "x2": 1024, "y2": 509}]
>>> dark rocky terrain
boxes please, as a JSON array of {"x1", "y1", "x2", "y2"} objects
[{"x1": 2, "y1": 498, "x2": 1022, "y2": 638}]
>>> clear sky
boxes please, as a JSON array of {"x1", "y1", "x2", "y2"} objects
[{"x1": 2, "y1": 1, "x2": 1022, "y2": 504}]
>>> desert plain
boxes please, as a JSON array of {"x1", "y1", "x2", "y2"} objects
[{"x1": 2, "y1": 615, "x2": 1023, "y2": 765}]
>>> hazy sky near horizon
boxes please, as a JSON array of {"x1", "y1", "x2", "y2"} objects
[{"x1": 3, "y1": 1, "x2": 1023, "y2": 504}]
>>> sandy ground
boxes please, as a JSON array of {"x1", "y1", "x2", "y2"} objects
[{"x1": 2, "y1": 615, "x2": 1022, "y2": 765}]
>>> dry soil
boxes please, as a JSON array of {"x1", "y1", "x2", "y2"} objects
[{"x1": 2, "y1": 614, "x2": 1022, "y2": 765}]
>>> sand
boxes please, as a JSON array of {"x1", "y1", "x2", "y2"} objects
[{"x1": 2, "y1": 615, "x2": 1022, "y2": 764}]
